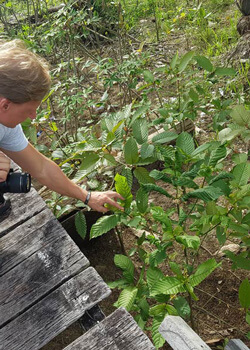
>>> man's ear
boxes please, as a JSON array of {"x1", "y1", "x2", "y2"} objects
[{"x1": 0, "y1": 98, "x2": 11, "y2": 111}]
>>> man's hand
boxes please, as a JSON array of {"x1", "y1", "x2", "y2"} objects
[
  {"x1": 0, "y1": 151, "x2": 10, "y2": 182},
  {"x1": 88, "y1": 191, "x2": 124, "y2": 213}
]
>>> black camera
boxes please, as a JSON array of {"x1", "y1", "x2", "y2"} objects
[{"x1": 0, "y1": 170, "x2": 31, "y2": 220}]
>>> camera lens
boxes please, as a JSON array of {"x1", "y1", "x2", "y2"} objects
[{"x1": 5, "y1": 172, "x2": 31, "y2": 193}]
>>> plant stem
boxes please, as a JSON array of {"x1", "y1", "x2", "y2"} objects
[
  {"x1": 188, "y1": 292, "x2": 196, "y2": 331},
  {"x1": 115, "y1": 226, "x2": 127, "y2": 255}
]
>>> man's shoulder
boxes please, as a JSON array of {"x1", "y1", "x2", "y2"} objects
[
  {"x1": 0, "y1": 123, "x2": 28, "y2": 152},
  {"x1": 0, "y1": 123, "x2": 23, "y2": 134}
]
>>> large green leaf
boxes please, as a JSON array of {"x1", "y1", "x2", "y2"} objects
[
  {"x1": 212, "y1": 180, "x2": 231, "y2": 196},
  {"x1": 191, "y1": 143, "x2": 211, "y2": 157},
  {"x1": 214, "y1": 67, "x2": 236, "y2": 76},
  {"x1": 129, "y1": 104, "x2": 150, "y2": 126},
  {"x1": 178, "y1": 51, "x2": 195, "y2": 73},
  {"x1": 230, "y1": 105, "x2": 250, "y2": 126},
  {"x1": 176, "y1": 235, "x2": 200, "y2": 250},
  {"x1": 218, "y1": 127, "x2": 243, "y2": 142},
  {"x1": 209, "y1": 145, "x2": 227, "y2": 167},
  {"x1": 142, "y1": 183, "x2": 173, "y2": 198},
  {"x1": 188, "y1": 258, "x2": 220, "y2": 287},
  {"x1": 103, "y1": 153, "x2": 117, "y2": 166},
  {"x1": 115, "y1": 174, "x2": 133, "y2": 209},
  {"x1": 150, "y1": 277, "x2": 186, "y2": 296},
  {"x1": 149, "y1": 170, "x2": 172, "y2": 184},
  {"x1": 75, "y1": 211, "x2": 87, "y2": 240},
  {"x1": 74, "y1": 152, "x2": 100, "y2": 181},
  {"x1": 132, "y1": 118, "x2": 148, "y2": 145},
  {"x1": 149, "y1": 304, "x2": 168, "y2": 317},
  {"x1": 149, "y1": 249, "x2": 167, "y2": 267},
  {"x1": 90, "y1": 214, "x2": 119, "y2": 239},
  {"x1": 152, "y1": 131, "x2": 178, "y2": 144},
  {"x1": 232, "y1": 163, "x2": 250, "y2": 186},
  {"x1": 208, "y1": 172, "x2": 234, "y2": 185},
  {"x1": 151, "y1": 207, "x2": 172, "y2": 229},
  {"x1": 147, "y1": 267, "x2": 165, "y2": 291},
  {"x1": 134, "y1": 167, "x2": 155, "y2": 184},
  {"x1": 112, "y1": 120, "x2": 124, "y2": 134},
  {"x1": 183, "y1": 186, "x2": 223, "y2": 202},
  {"x1": 136, "y1": 187, "x2": 149, "y2": 213},
  {"x1": 194, "y1": 55, "x2": 213, "y2": 72},
  {"x1": 173, "y1": 296, "x2": 191, "y2": 319},
  {"x1": 140, "y1": 143, "x2": 155, "y2": 159},
  {"x1": 225, "y1": 251, "x2": 250, "y2": 270},
  {"x1": 176, "y1": 132, "x2": 195, "y2": 155},
  {"x1": 232, "y1": 153, "x2": 248, "y2": 165},
  {"x1": 123, "y1": 103, "x2": 132, "y2": 121},
  {"x1": 175, "y1": 177, "x2": 199, "y2": 189},
  {"x1": 117, "y1": 286, "x2": 138, "y2": 311},
  {"x1": 170, "y1": 52, "x2": 178, "y2": 70},
  {"x1": 114, "y1": 254, "x2": 135, "y2": 284},
  {"x1": 108, "y1": 279, "x2": 129, "y2": 289},
  {"x1": 152, "y1": 317, "x2": 166, "y2": 349},
  {"x1": 239, "y1": 279, "x2": 250, "y2": 309},
  {"x1": 124, "y1": 137, "x2": 139, "y2": 164},
  {"x1": 121, "y1": 167, "x2": 133, "y2": 188}
]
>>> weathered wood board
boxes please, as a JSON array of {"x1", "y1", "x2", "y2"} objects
[
  {"x1": 0, "y1": 267, "x2": 111, "y2": 350},
  {"x1": 159, "y1": 315, "x2": 212, "y2": 350},
  {"x1": 0, "y1": 188, "x2": 47, "y2": 236},
  {"x1": 0, "y1": 218, "x2": 89, "y2": 326},
  {"x1": 225, "y1": 339, "x2": 250, "y2": 350},
  {"x1": 63, "y1": 308, "x2": 155, "y2": 350},
  {"x1": 0, "y1": 209, "x2": 64, "y2": 275}
]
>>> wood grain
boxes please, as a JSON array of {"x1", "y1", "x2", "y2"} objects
[
  {"x1": 0, "y1": 227, "x2": 89, "y2": 326},
  {"x1": 63, "y1": 308, "x2": 155, "y2": 350},
  {"x1": 0, "y1": 267, "x2": 111, "y2": 350},
  {"x1": 0, "y1": 188, "x2": 47, "y2": 237}
]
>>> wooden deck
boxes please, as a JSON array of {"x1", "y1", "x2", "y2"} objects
[
  {"x1": 0, "y1": 188, "x2": 111, "y2": 350},
  {"x1": 64, "y1": 308, "x2": 155, "y2": 350}
]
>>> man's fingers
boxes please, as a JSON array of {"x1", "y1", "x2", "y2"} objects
[
  {"x1": 105, "y1": 197, "x2": 124, "y2": 211},
  {"x1": 0, "y1": 169, "x2": 9, "y2": 182}
]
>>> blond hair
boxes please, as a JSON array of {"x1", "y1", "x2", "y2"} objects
[{"x1": 0, "y1": 39, "x2": 51, "y2": 103}]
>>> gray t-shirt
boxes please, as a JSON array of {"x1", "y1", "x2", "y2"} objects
[{"x1": 0, "y1": 124, "x2": 28, "y2": 152}]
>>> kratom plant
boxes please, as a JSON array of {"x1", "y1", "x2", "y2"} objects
[{"x1": 88, "y1": 102, "x2": 249, "y2": 347}]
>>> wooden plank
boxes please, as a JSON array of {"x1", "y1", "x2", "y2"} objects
[
  {"x1": 63, "y1": 308, "x2": 155, "y2": 350},
  {"x1": 225, "y1": 339, "x2": 250, "y2": 350},
  {"x1": 159, "y1": 315, "x2": 212, "y2": 350},
  {"x1": 0, "y1": 208, "x2": 89, "y2": 276},
  {"x1": 0, "y1": 224, "x2": 89, "y2": 326},
  {"x1": 0, "y1": 188, "x2": 47, "y2": 237},
  {"x1": 0, "y1": 267, "x2": 111, "y2": 350}
]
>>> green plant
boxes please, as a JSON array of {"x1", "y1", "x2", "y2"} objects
[
  {"x1": 239, "y1": 278, "x2": 250, "y2": 339},
  {"x1": 89, "y1": 101, "x2": 249, "y2": 347}
]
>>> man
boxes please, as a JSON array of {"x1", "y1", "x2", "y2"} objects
[{"x1": 0, "y1": 39, "x2": 124, "y2": 212}]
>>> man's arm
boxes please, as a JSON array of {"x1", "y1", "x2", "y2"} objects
[{"x1": 2, "y1": 143, "x2": 124, "y2": 212}]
